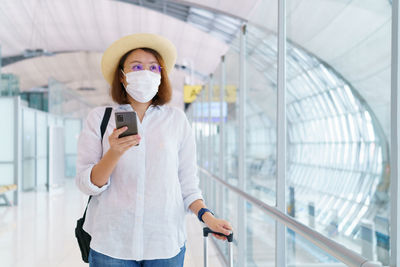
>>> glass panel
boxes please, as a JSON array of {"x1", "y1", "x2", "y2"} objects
[
  {"x1": 246, "y1": 202, "x2": 276, "y2": 266},
  {"x1": 65, "y1": 155, "x2": 76, "y2": 178},
  {"x1": 0, "y1": 164, "x2": 15, "y2": 204},
  {"x1": 0, "y1": 98, "x2": 14, "y2": 162},
  {"x1": 286, "y1": 1, "x2": 391, "y2": 265},
  {"x1": 22, "y1": 108, "x2": 36, "y2": 190},
  {"x1": 36, "y1": 112, "x2": 47, "y2": 157},
  {"x1": 0, "y1": 164, "x2": 14, "y2": 185},
  {"x1": 287, "y1": 228, "x2": 346, "y2": 266},
  {"x1": 238, "y1": 0, "x2": 279, "y2": 206},
  {"x1": 224, "y1": 47, "x2": 240, "y2": 187},
  {"x1": 64, "y1": 118, "x2": 81, "y2": 177},
  {"x1": 64, "y1": 119, "x2": 81, "y2": 154},
  {"x1": 22, "y1": 159, "x2": 35, "y2": 191},
  {"x1": 211, "y1": 64, "x2": 221, "y2": 177},
  {"x1": 36, "y1": 158, "x2": 47, "y2": 188},
  {"x1": 23, "y1": 108, "x2": 36, "y2": 158},
  {"x1": 36, "y1": 112, "x2": 48, "y2": 187},
  {"x1": 216, "y1": 179, "x2": 239, "y2": 265}
]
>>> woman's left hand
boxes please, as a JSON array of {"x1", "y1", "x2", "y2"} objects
[{"x1": 203, "y1": 213, "x2": 233, "y2": 241}]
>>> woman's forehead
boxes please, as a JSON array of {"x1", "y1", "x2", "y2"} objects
[{"x1": 125, "y1": 49, "x2": 158, "y2": 63}]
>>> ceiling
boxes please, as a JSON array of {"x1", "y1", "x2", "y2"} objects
[
  {"x1": 0, "y1": 0, "x2": 393, "y2": 139},
  {"x1": 1, "y1": 0, "x2": 252, "y2": 109},
  {"x1": 245, "y1": 0, "x2": 391, "y2": 138}
]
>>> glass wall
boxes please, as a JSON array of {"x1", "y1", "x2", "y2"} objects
[
  {"x1": 36, "y1": 112, "x2": 48, "y2": 188},
  {"x1": 224, "y1": 48, "x2": 240, "y2": 188},
  {"x1": 0, "y1": 73, "x2": 20, "y2": 96},
  {"x1": 22, "y1": 107, "x2": 36, "y2": 191},
  {"x1": 286, "y1": 1, "x2": 391, "y2": 265},
  {"x1": 189, "y1": 1, "x2": 279, "y2": 265},
  {"x1": 191, "y1": 0, "x2": 392, "y2": 266},
  {"x1": 0, "y1": 96, "x2": 82, "y2": 192},
  {"x1": 0, "y1": 97, "x2": 17, "y2": 204},
  {"x1": 245, "y1": 24, "x2": 278, "y2": 207},
  {"x1": 64, "y1": 118, "x2": 82, "y2": 177}
]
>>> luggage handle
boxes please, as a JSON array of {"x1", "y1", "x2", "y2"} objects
[{"x1": 203, "y1": 227, "x2": 233, "y2": 242}]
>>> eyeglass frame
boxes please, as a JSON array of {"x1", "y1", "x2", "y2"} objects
[{"x1": 121, "y1": 62, "x2": 162, "y2": 74}]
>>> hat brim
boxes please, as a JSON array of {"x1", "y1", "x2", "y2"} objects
[{"x1": 101, "y1": 33, "x2": 177, "y2": 85}]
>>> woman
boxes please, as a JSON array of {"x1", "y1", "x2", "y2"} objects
[{"x1": 75, "y1": 33, "x2": 232, "y2": 267}]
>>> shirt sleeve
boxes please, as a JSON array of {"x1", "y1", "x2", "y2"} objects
[
  {"x1": 178, "y1": 111, "x2": 204, "y2": 213},
  {"x1": 75, "y1": 107, "x2": 111, "y2": 196}
]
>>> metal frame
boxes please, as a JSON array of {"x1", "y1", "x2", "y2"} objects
[
  {"x1": 21, "y1": 106, "x2": 37, "y2": 191},
  {"x1": 391, "y1": 0, "x2": 400, "y2": 265},
  {"x1": 219, "y1": 55, "x2": 226, "y2": 219},
  {"x1": 277, "y1": 0, "x2": 287, "y2": 266},
  {"x1": 200, "y1": 88, "x2": 204, "y2": 170},
  {"x1": 199, "y1": 167, "x2": 382, "y2": 267},
  {"x1": 208, "y1": 75, "x2": 214, "y2": 208},
  {"x1": 237, "y1": 23, "x2": 247, "y2": 267},
  {"x1": 34, "y1": 109, "x2": 38, "y2": 188},
  {"x1": 14, "y1": 96, "x2": 20, "y2": 204}
]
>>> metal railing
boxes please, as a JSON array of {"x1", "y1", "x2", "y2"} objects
[{"x1": 198, "y1": 167, "x2": 384, "y2": 267}]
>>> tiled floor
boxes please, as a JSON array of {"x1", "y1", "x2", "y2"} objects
[{"x1": 0, "y1": 179, "x2": 224, "y2": 267}]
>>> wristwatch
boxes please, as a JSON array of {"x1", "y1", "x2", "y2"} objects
[{"x1": 197, "y1": 208, "x2": 214, "y2": 223}]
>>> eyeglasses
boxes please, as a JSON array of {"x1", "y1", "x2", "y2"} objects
[{"x1": 124, "y1": 63, "x2": 162, "y2": 74}]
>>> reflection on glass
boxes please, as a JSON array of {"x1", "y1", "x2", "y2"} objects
[
  {"x1": 286, "y1": 1, "x2": 391, "y2": 265},
  {"x1": 286, "y1": 228, "x2": 343, "y2": 266}
]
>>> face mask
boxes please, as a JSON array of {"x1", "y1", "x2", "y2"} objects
[{"x1": 122, "y1": 70, "x2": 161, "y2": 103}]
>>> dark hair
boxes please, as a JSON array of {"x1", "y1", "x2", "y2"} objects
[{"x1": 110, "y1": 48, "x2": 172, "y2": 105}]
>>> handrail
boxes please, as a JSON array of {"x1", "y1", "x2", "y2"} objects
[{"x1": 198, "y1": 167, "x2": 383, "y2": 267}]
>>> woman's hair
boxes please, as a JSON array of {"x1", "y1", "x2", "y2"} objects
[{"x1": 110, "y1": 47, "x2": 172, "y2": 106}]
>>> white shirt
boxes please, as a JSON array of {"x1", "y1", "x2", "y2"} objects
[{"x1": 75, "y1": 104, "x2": 203, "y2": 260}]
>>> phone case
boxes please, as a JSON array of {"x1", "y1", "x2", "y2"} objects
[{"x1": 114, "y1": 111, "x2": 138, "y2": 138}]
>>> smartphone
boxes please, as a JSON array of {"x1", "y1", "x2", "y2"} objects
[{"x1": 114, "y1": 111, "x2": 138, "y2": 138}]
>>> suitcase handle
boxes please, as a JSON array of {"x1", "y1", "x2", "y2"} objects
[{"x1": 203, "y1": 227, "x2": 233, "y2": 242}]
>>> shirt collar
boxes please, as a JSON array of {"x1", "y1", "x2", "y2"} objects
[{"x1": 115, "y1": 104, "x2": 163, "y2": 112}]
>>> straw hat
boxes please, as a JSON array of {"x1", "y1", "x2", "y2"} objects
[{"x1": 101, "y1": 33, "x2": 177, "y2": 85}]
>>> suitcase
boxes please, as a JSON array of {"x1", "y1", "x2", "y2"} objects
[{"x1": 203, "y1": 227, "x2": 234, "y2": 267}]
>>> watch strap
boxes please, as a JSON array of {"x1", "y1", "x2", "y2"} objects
[{"x1": 198, "y1": 208, "x2": 214, "y2": 223}]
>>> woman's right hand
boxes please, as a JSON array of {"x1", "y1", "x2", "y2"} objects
[{"x1": 108, "y1": 127, "x2": 141, "y2": 156}]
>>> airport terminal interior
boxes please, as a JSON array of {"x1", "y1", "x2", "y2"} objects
[{"x1": 0, "y1": 0, "x2": 398, "y2": 266}]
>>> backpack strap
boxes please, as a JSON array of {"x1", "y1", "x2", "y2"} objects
[
  {"x1": 100, "y1": 107, "x2": 113, "y2": 140},
  {"x1": 83, "y1": 107, "x2": 113, "y2": 219}
]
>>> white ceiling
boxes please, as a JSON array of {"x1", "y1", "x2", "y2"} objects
[
  {"x1": 176, "y1": 0, "x2": 259, "y2": 19},
  {"x1": 0, "y1": 0, "x2": 234, "y2": 108},
  {"x1": 0, "y1": 0, "x2": 392, "y2": 139},
  {"x1": 246, "y1": 0, "x2": 391, "y2": 138},
  {"x1": 2, "y1": 51, "x2": 198, "y2": 110}
]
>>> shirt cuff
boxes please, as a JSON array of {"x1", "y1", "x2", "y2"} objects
[
  {"x1": 184, "y1": 193, "x2": 204, "y2": 213},
  {"x1": 77, "y1": 165, "x2": 111, "y2": 195}
]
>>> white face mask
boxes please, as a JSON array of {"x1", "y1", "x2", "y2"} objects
[{"x1": 122, "y1": 70, "x2": 161, "y2": 103}]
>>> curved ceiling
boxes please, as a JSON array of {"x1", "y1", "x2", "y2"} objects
[
  {"x1": 247, "y1": 0, "x2": 391, "y2": 138},
  {"x1": 0, "y1": 0, "x2": 243, "y2": 108},
  {"x1": 0, "y1": 0, "x2": 392, "y2": 135}
]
